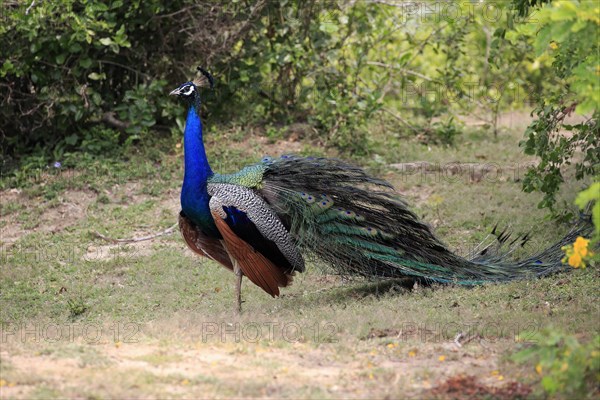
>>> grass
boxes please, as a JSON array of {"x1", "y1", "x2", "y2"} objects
[{"x1": 0, "y1": 121, "x2": 598, "y2": 399}]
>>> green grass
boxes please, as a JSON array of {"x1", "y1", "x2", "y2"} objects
[{"x1": 0, "y1": 123, "x2": 597, "y2": 398}]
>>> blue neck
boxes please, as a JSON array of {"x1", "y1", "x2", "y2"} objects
[{"x1": 180, "y1": 104, "x2": 216, "y2": 232}]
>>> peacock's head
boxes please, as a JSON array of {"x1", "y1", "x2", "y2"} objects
[
  {"x1": 170, "y1": 66, "x2": 214, "y2": 105},
  {"x1": 169, "y1": 82, "x2": 197, "y2": 101}
]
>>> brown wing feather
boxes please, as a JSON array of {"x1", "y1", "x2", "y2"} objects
[
  {"x1": 211, "y1": 211, "x2": 291, "y2": 297},
  {"x1": 179, "y1": 212, "x2": 233, "y2": 270}
]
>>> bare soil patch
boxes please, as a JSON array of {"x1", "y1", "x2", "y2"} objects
[{"x1": 0, "y1": 338, "x2": 526, "y2": 399}]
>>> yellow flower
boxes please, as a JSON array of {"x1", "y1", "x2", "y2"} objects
[
  {"x1": 562, "y1": 236, "x2": 594, "y2": 269},
  {"x1": 408, "y1": 350, "x2": 416, "y2": 357},
  {"x1": 573, "y1": 237, "x2": 589, "y2": 257},
  {"x1": 549, "y1": 42, "x2": 558, "y2": 50},
  {"x1": 536, "y1": 364, "x2": 542, "y2": 375},
  {"x1": 568, "y1": 252, "x2": 583, "y2": 268},
  {"x1": 438, "y1": 355, "x2": 446, "y2": 362},
  {"x1": 429, "y1": 194, "x2": 444, "y2": 206}
]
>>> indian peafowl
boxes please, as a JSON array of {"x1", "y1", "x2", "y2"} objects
[{"x1": 171, "y1": 67, "x2": 585, "y2": 312}]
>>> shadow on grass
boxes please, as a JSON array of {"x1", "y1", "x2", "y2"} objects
[{"x1": 282, "y1": 276, "x2": 419, "y2": 308}]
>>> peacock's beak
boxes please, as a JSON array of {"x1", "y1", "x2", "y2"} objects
[{"x1": 169, "y1": 88, "x2": 181, "y2": 96}]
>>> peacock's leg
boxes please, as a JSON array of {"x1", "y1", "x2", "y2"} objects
[{"x1": 233, "y1": 260, "x2": 243, "y2": 313}]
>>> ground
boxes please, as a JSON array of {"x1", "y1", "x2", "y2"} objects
[{"x1": 0, "y1": 112, "x2": 598, "y2": 399}]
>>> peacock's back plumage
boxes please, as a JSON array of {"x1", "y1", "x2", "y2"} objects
[{"x1": 211, "y1": 155, "x2": 581, "y2": 287}]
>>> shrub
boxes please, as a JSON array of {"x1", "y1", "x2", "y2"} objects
[
  {"x1": 0, "y1": 1, "x2": 196, "y2": 164},
  {"x1": 507, "y1": 0, "x2": 600, "y2": 214},
  {"x1": 512, "y1": 330, "x2": 600, "y2": 397},
  {"x1": 0, "y1": 1, "x2": 384, "y2": 164}
]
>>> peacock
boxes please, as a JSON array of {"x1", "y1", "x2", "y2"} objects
[{"x1": 171, "y1": 67, "x2": 585, "y2": 312}]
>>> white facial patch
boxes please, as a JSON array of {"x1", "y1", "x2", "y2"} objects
[{"x1": 181, "y1": 85, "x2": 195, "y2": 96}]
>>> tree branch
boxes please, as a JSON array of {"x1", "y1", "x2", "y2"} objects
[
  {"x1": 25, "y1": 0, "x2": 37, "y2": 15},
  {"x1": 367, "y1": 61, "x2": 437, "y2": 82},
  {"x1": 380, "y1": 107, "x2": 421, "y2": 135},
  {"x1": 101, "y1": 112, "x2": 130, "y2": 131}
]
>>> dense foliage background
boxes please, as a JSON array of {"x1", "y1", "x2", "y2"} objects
[{"x1": 1, "y1": 0, "x2": 598, "y2": 216}]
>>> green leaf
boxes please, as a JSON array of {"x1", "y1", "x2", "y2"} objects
[
  {"x1": 88, "y1": 72, "x2": 106, "y2": 80},
  {"x1": 550, "y1": 2, "x2": 578, "y2": 21},
  {"x1": 93, "y1": 3, "x2": 109, "y2": 12},
  {"x1": 1, "y1": 60, "x2": 14, "y2": 77},
  {"x1": 550, "y1": 20, "x2": 575, "y2": 43},
  {"x1": 398, "y1": 52, "x2": 412, "y2": 66},
  {"x1": 575, "y1": 182, "x2": 600, "y2": 235},
  {"x1": 319, "y1": 22, "x2": 338, "y2": 34},
  {"x1": 575, "y1": 100, "x2": 596, "y2": 115},
  {"x1": 99, "y1": 37, "x2": 113, "y2": 46},
  {"x1": 534, "y1": 26, "x2": 553, "y2": 55},
  {"x1": 541, "y1": 376, "x2": 559, "y2": 394},
  {"x1": 70, "y1": 42, "x2": 82, "y2": 54},
  {"x1": 65, "y1": 134, "x2": 79, "y2": 145},
  {"x1": 79, "y1": 58, "x2": 93, "y2": 68}
]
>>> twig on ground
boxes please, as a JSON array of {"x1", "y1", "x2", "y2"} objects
[
  {"x1": 93, "y1": 223, "x2": 178, "y2": 244},
  {"x1": 454, "y1": 331, "x2": 482, "y2": 349},
  {"x1": 454, "y1": 332, "x2": 465, "y2": 348}
]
